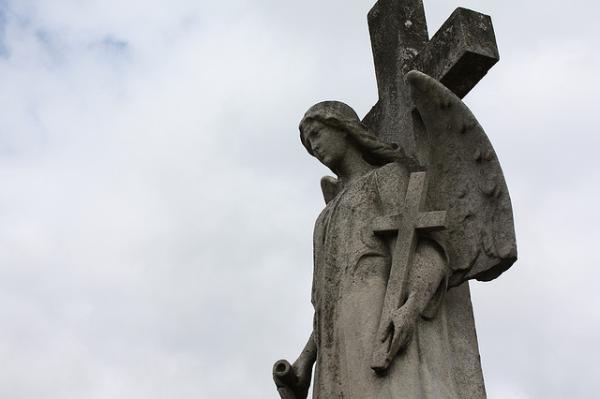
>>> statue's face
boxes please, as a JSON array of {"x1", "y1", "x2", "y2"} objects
[{"x1": 303, "y1": 120, "x2": 349, "y2": 169}]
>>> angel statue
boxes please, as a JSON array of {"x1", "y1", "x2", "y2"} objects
[{"x1": 272, "y1": 71, "x2": 517, "y2": 399}]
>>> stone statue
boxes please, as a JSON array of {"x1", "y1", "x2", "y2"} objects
[{"x1": 273, "y1": 2, "x2": 516, "y2": 398}]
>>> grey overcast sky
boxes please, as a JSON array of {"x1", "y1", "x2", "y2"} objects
[{"x1": 0, "y1": 0, "x2": 598, "y2": 398}]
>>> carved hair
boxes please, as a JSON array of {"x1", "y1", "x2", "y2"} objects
[{"x1": 299, "y1": 101, "x2": 420, "y2": 169}]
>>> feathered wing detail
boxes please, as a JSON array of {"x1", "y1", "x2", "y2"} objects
[{"x1": 406, "y1": 70, "x2": 517, "y2": 285}]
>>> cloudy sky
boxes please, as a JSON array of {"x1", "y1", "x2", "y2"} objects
[{"x1": 0, "y1": 0, "x2": 598, "y2": 398}]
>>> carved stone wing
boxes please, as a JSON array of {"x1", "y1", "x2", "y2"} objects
[
  {"x1": 320, "y1": 176, "x2": 341, "y2": 204},
  {"x1": 406, "y1": 70, "x2": 517, "y2": 285}
]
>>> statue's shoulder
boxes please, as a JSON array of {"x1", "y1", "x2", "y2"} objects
[
  {"x1": 320, "y1": 163, "x2": 410, "y2": 205},
  {"x1": 375, "y1": 162, "x2": 409, "y2": 179},
  {"x1": 373, "y1": 162, "x2": 410, "y2": 210},
  {"x1": 374, "y1": 162, "x2": 410, "y2": 189}
]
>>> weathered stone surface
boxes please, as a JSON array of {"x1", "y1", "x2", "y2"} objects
[
  {"x1": 363, "y1": 1, "x2": 499, "y2": 156},
  {"x1": 273, "y1": 2, "x2": 516, "y2": 398},
  {"x1": 412, "y1": 8, "x2": 499, "y2": 99}
]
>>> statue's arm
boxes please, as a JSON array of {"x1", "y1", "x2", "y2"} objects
[
  {"x1": 374, "y1": 165, "x2": 450, "y2": 366},
  {"x1": 405, "y1": 240, "x2": 448, "y2": 319},
  {"x1": 377, "y1": 163, "x2": 449, "y2": 317},
  {"x1": 291, "y1": 331, "x2": 316, "y2": 398},
  {"x1": 273, "y1": 331, "x2": 316, "y2": 399},
  {"x1": 375, "y1": 239, "x2": 448, "y2": 369},
  {"x1": 293, "y1": 331, "x2": 317, "y2": 371},
  {"x1": 375, "y1": 163, "x2": 449, "y2": 316}
]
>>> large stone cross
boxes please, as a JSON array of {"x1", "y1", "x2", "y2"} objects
[{"x1": 362, "y1": 0, "x2": 499, "y2": 157}]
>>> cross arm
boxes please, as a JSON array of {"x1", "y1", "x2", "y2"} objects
[
  {"x1": 411, "y1": 8, "x2": 499, "y2": 98},
  {"x1": 373, "y1": 214, "x2": 403, "y2": 235},
  {"x1": 373, "y1": 210, "x2": 446, "y2": 236},
  {"x1": 415, "y1": 211, "x2": 446, "y2": 232}
]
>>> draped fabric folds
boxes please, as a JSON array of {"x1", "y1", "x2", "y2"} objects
[{"x1": 311, "y1": 163, "x2": 486, "y2": 399}]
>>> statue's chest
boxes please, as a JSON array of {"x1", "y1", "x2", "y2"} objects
[{"x1": 316, "y1": 174, "x2": 386, "y2": 268}]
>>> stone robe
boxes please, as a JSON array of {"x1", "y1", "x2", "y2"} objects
[{"x1": 311, "y1": 162, "x2": 486, "y2": 399}]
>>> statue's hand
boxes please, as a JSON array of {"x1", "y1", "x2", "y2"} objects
[
  {"x1": 273, "y1": 358, "x2": 313, "y2": 399},
  {"x1": 291, "y1": 359, "x2": 313, "y2": 399},
  {"x1": 379, "y1": 301, "x2": 419, "y2": 367}
]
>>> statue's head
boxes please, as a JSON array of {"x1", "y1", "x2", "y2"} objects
[
  {"x1": 299, "y1": 102, "x2": 357, "y2": 169},
  {"x1": 299, "y1": 101, "x2": 413, "y2": 169}
]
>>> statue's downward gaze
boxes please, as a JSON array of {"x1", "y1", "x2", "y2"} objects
[{"x1": 273, "y1": 2, "x2": 516, "y2": 399}]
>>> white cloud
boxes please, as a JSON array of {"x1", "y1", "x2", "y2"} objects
[{"x1": 0, "y1": 0, "x2": 598, "y2": 398}]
